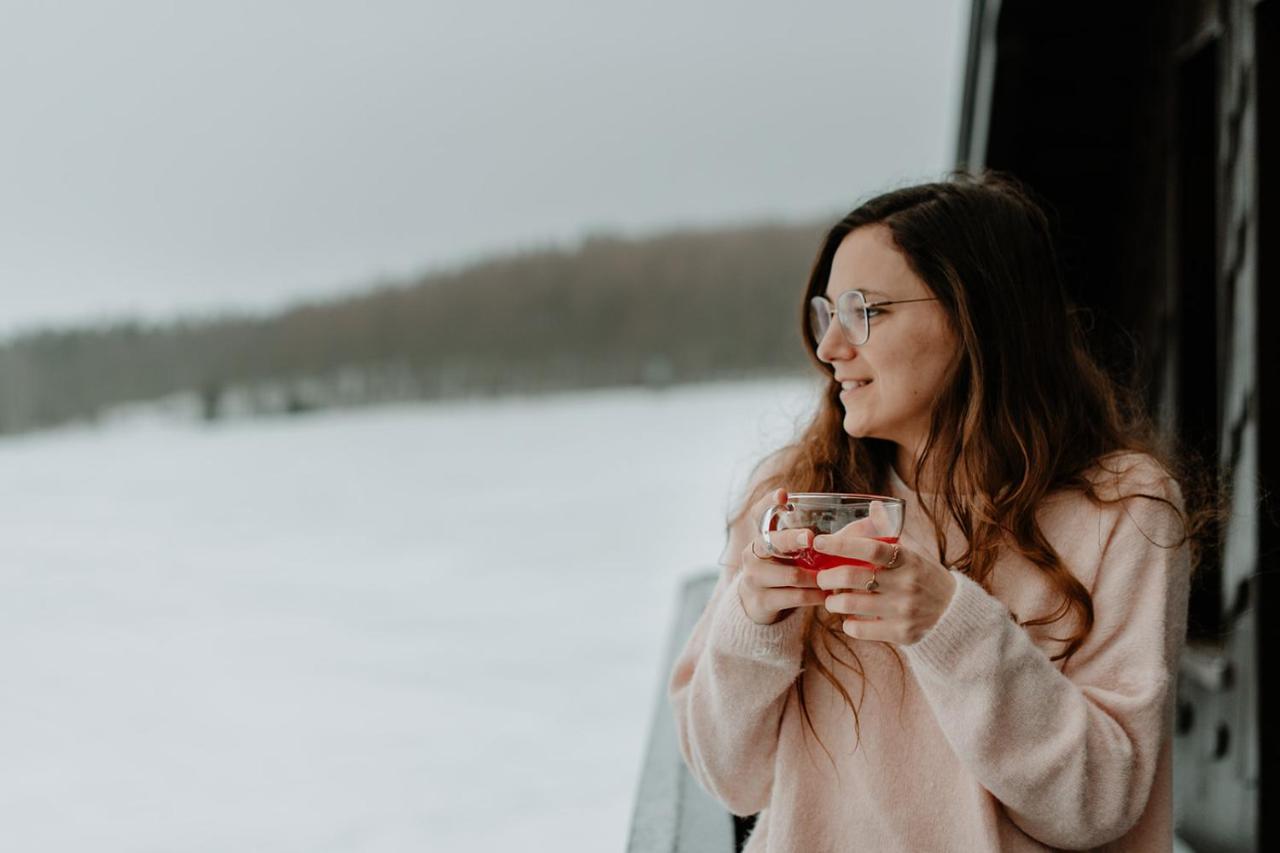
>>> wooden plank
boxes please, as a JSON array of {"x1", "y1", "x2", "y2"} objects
[{"x1": 627, "y1": 571, "x2": 736, "y2": 853}]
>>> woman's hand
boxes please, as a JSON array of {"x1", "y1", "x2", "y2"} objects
[
  {"x1": 738, "y1": 489, "x2": 829, "y2": 625},
  {"x1": 811, "y1": 529, "x2": 957, "y2": 644}
]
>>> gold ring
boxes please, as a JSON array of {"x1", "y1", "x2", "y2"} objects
[{"x1": 885, "y1": 543, "x2": 901, "y2": 569}]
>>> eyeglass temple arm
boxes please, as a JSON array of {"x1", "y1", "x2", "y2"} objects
[{"x1": 869, "y1": 296, "x2": 938, "y2": 306}]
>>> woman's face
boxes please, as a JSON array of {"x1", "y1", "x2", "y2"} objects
[{"x1": 815, "y1": 224, "x2": 960, "y2": 453}]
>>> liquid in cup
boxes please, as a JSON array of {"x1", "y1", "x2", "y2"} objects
[{"x1": 760, "y1": 493, "x2": 906, "y2": 572}]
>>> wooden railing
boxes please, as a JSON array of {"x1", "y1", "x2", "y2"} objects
[{"x1": 627, "y1": 571, "x2": 738, "y2": 852}]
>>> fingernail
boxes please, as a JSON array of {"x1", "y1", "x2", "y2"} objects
[
  {"x1": 796, "y1": 530, "x2": 811, "y2": 547},
  {"x1": 812, "y1": 535, "x2": 827, "y2": 551}
]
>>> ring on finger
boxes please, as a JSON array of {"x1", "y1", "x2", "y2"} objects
[
  {"x1": 864, "y1": 576, "x2": 880, "y2": 592},
  {"x1": 884, "y1": 543, "x2": 901, "y2": 569},
  {"x1": 750, "y1": 540, "x2": 775, "y2": 560}
]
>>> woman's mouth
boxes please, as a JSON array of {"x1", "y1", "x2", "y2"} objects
[{"x1": 840, "y1": 380, "x2": 872, "y2": 395}]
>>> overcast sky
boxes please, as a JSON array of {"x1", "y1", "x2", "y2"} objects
[{"x1": 1, "y1": 0, "x2": 969, "y2": 335}]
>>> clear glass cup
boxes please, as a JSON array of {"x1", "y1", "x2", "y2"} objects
[{"x1": 760, "y1": 493, "x2": 905, "y2": 572}]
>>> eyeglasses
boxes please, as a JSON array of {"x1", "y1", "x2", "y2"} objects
[{"x1": 808, "y1": 290, "x2": 939, "y2": 346}]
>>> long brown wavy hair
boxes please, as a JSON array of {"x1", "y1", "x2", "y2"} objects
[{"x1": 732, "y1": 171, "x2": 1214, "y2": 762}]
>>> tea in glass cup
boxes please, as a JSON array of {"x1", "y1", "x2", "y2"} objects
[{"x1": 760, "y1": 493, "x2": 905, "y2": 571}]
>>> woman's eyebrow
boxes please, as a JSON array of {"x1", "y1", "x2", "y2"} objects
[{"x1": 825, "y1": 287, "x2": 893, "y2": 299}]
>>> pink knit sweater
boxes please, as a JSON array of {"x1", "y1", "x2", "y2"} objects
[{"x1": 669, "y1": 453, "x2": 1190, "y2": 851}]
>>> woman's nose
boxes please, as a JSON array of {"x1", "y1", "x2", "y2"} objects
[{"x1": 815, "y1": 316, "x2": 856, "y2": 363}]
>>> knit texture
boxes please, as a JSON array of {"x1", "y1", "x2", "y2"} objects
[{"x1": 669, "y1": 452, "x2": 1190, "y2": 851}]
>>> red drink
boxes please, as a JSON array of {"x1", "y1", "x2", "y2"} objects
[
  {"x1": 760, "y1": 493, "x2": 905, "y2": 585},
  {"x1": 782, "y1": 536, "x2": 899, "y2": 572}
]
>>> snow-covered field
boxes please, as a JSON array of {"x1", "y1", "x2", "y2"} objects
[{"x1": 0, "y1": 378, "x2": 819, "y2": 852}]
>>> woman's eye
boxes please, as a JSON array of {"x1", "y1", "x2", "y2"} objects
[{"x1": 865, "y1": 307, "x2": 885, "y2": 319}]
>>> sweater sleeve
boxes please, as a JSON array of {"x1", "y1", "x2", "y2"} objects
[
  {"x1": 667, "y1": 546, "x2": 809, "y2": 816},
  {"x1": 901, "y1": 469, "x2": 1190, "y2": 849}
]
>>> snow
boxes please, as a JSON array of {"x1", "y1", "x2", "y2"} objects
[{"x1": 0, "y1": 378, "x2": 818, "y2": 852}]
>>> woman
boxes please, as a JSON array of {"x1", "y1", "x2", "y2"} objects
[{"x1": 669, "y1": 173, "x2": 1199, "y2": 851}]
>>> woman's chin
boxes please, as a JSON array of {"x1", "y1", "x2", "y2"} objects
[
  {"x1": 842, "y1": 413, "x2": 893, "y2": 443},
  {"x1": 842, "y1": 414, "x2": 872, "y2": 438}
]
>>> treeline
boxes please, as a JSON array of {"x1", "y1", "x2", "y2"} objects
[{"x1": 0, "y1": 219, "x2": 830, "y2": 434}]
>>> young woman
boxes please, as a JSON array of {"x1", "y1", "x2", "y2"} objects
[{"x1": 670, "y1": 174, "x2": 1199, "y2": 851}]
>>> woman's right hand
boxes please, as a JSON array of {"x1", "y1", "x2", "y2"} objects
[{"x1": 737, "y1": 489, "x2": 828, "y2": 625}]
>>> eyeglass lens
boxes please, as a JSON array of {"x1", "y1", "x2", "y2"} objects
[{"x1": 808, "y1": 292, "x2": 867, "y2": 345}]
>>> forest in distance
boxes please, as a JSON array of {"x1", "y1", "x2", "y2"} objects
[{"x1": 0, "y1": 219, "x2": 831, "y2": 435}]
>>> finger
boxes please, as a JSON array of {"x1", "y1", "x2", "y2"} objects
[
  {"x1": 824, "y1": 590, "x2": 894, "y2": 618},
  {"x1": 831, "y1": 500, "x2": 898, "y2": 539},
  {"x1": 747, "y1": 531, "x2": 810, "y2": 564},
  {"x1": 751, "y1": 560, "x2": 821, "y2": 589},
  {"x1": 841, "y1": 617, "x2": 895, "y2": 642},
  {"x1": 765, "y1": 527, "x2": 812, "y2": 556},
  {"x1": 869, "y1": 500, "x2": 896, "y2": 536},
  {"x1": 756, "y1": 488, "x2": 789, "y2": 526},
  {"x1": 754, "y1": 487, "x2": 789, "y2": 513},
  {"x1": 835, "y1": 514, "x2": 880, "y2": 538},
  {"x1": 816, "y1": 564, "x2": 907, "y2": 594},
  {"x1": 814, "y1": 564, "x2": 876, "y2": 591},
  {"x1": 761, "y1": 587, "x2": 828, "y2": 613},
  {"x1": 811, "y1": 533, "x2": 897, "y2": 567},
  {"x1": 756, "y1": 488, "x2": 790, "y2": 546}
]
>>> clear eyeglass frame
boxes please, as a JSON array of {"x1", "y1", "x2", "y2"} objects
[{"x1": 808, "y1": 290, "x2": 939, "y2": 346}]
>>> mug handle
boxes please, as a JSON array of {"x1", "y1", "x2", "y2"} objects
[{"x1": 760, "y1": 501, "x2": 793, "y2": 548}]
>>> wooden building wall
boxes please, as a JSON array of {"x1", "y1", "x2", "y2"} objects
[{"x1": 958, "y1": 1, "x2": 1277, "y2": 849}]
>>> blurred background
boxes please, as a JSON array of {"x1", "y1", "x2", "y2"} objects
[
  {"x1": 1, "y1": 1, "x2": 1273, "y2": 851},
  {"x1": 0, "y1": 1, "x2": 965, "y2": 851}
]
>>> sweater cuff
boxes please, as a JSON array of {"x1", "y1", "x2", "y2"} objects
[
  {"x1": 903, "y1": 571, "x2": 1010, "y2": 675},
  {"x1": 707, "y1": 574, "x2": 809, "y2": 665}
]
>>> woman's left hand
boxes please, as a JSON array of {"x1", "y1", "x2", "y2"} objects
[{"x1": 811, "y1": 531, "x2": 957, "y2": 645}]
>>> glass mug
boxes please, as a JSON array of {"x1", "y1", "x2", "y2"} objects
[{"x1": 760, "y1": 493, "x2": 906, "y2": 572}]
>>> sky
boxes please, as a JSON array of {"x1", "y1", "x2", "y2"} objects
[{"x1": 1, "y1": 0, "x2": 969, "y2": 335}]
